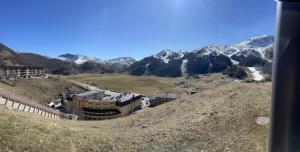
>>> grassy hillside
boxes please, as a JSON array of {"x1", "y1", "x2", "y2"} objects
[
  {"x1": 0, "y1": 75, "x2": 271, "y2": 151},
  {"x1": 0, "y1": 43, "x2": 78, "y2": 74},
  {"x1": 0, "y1": 43, "x2": 25, "y2": 65},
  {"x1": 19, "y1": 53, "x2": 78, "y2": 74},
  {"x1": 0, "y1": 78, "x2": 83, "y2": 104}
]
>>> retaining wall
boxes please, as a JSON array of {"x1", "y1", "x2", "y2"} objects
[{"x1": 0, "y1": 88, "x2": 68, "y2": 119}]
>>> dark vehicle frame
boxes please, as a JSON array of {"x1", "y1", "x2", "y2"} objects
[{"x1": 270, "y1": 0, "x2": 300, "y2": 151}]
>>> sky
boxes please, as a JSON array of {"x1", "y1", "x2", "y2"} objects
[{"x1": 0, "y1": 0, "x2": 276, "y2": 60}]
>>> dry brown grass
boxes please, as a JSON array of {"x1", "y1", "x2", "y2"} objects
[
  {"x1": 0, "y1": 78, "x2": 83, "y2": 104},
  {"x1": 63, "y1": 74, "x2": 185, "y2": 96},
  {"x1": 0, "y1": 74, "x2": 271, "y2": 152}
]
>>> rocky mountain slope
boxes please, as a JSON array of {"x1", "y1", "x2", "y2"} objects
[{"x1": 129, "y1": 35, "x2": 274, "y2": 78}]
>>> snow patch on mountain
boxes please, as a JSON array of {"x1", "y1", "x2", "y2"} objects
[
  {"x1": 248, "y1": 67, "x2": 264, "y2": 81},
  {"x1": 181, "y1": 59, "x2": 188, "y2": 76},
  {"x1": 230, "y1": 58, "x2": 239, "y2": 65},
  {"x1": 154, "y1": 50, "x2": 173, "y2": 64},
  {"x1": 74, "y1": 56, "x2": 90, "y2": 64},
  {"x1": 56, "y1": 57, "x2": 68, "y2": 63},
  {"x1": 107, "y1": 57, "x2": 136, "y2": 66},
  {"x1": 153, "y1": 50, "x2": 186, "y2": 64},
  {"x1": 58, "y1": 54, "x2": 105, "y2": 64}
]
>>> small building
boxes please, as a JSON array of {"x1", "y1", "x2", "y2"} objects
[
  {"x1": 149, "y1": 93, "x2": 181, "y2": 107},
  {"x1": 141, "y1": 97, "x2": 150, "y2": 108},
  {"x1": 0, "y1": 65, "x2": 44, "y2": 79}
]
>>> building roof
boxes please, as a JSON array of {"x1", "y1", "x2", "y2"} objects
[
  {"x1": 119, "y1": 93, "x2": 141, "y2": 102},
  {"x1": 77, "y1": 90, "x2": 104, "y2": 97}
]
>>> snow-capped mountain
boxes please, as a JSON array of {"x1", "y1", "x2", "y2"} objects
[
  {"x1": 129, "y1": 35, "x2": 274, "y2": 77},
  {"x1": 234, "y1": 35, "x2": 274, "y2": 49},
  {"x1": 55, "y1": 35, "x2": 274, "y2": 78},
  {"x1": 192, "y1": 35, "x2": 274, "y2": 63},
  {"x1": 57, "y1": 54, "x2": 105, "y2": 64},
  {"x1": 153, "y1": 50, "x2": 186, "y2": 64},
  {"x1": 231, "y1": 35, "x2": 274, "y2": 62},
  {"x1": 58, "y1": 54, "x2": 137, "y2": 67},
  {"x1": 107, "y1": 57, "x2": 136, "y2": 66},
  {"x1": 151, "y1": 35, "x2": 274, "y2": 66}
]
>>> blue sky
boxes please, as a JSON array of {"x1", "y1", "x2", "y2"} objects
[{"x1": 0, "y1": 0, "x2": 276, "y2": 60}]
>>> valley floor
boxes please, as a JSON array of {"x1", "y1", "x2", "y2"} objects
[
  {"x1": 0, "y1": 74, "x2": 271, "y2": 152},
  {"x1": 62, "y1": 74, "x2": 185, "y2": 96}
]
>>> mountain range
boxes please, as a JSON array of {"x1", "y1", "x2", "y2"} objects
[
  {"x1": 57, "y1": 54, "x2": 136, "y2": 66},
  {"x1": 129, "y1": 35, "x2": 274, "y2": 78},
  {"x1": 0, "y1": 35, "x2": 274, "y2": 78}
]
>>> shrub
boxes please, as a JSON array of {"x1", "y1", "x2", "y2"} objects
[
  {"x1": 239, "y1": 55, "x2": 266, "y2": 67},
  {"x1": 223, "y1": 65, "x2": 247, "y2": 79},
  {"x1": 262, "y1": 62, "x2": 272, "y2": 75},
  {"x1": 209, "y1": 55, "x2": 233, "y2": 73}
]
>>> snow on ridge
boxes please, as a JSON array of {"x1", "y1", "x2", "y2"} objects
[
  {"x1": 154, "y1": 50, "x2": 186, "y2": 64},
  {"x1": 57, "y1": 54, "x2": 91, "y2": 64},
  {"x1": 191, "y1": 36, "x2": 274, "y2": 59},
  {"x1": 58, "y1": 54, "x2": 136, "y2": 65},
  {"x1": 248, "y1": 67, "x2": 264, "y2": 81},
  {"x1": 154, "y1": 50, "x2": 173, "y2": 64},
  {"x1": 57, "y1": 57, "x2": 69, "y2": 62},
  {"x1": 178, "y1": 51, "x2": 186, "y2": 59},
  {"x1": 181, "y1": 59, "x2": 188, "y2": 76},
  {"x1": 234, "y1": 35, "x2": 274, "y2": 49},
  {"x1": 192, "y1": 45, "x2": 240, "y2": 59},
  {"x1": 224, "y1": 35, "x2": 274, "y2": 61},
  {"x1": 58, "y1": 53, "x2": 106, "y2": 64},
  {"x1": 230, "y1": 59, "x2": 239, "y2": 65},
  {"x1": 107, "y1": 57, "x2": 136, "y2": 65},
  {"x1": 75, "y1": 56, "x2": 90, "y2": 64}
]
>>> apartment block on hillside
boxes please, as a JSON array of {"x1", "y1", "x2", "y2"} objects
[{"x1": 0, "y1": 65, "x2": 44, "y2": 79}]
